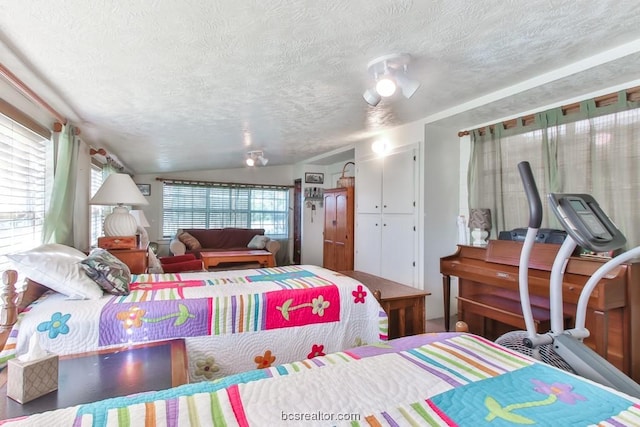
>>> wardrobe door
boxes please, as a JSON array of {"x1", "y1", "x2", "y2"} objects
[{"x1": 322, "y1": 191, "x2": 337, "y2": 269}]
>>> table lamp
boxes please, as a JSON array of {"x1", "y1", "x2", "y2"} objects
[
  {"x1": 89, "y1": 174, "x2": 149, "y2": 236},
  {"x1": 468, "y1": 208, "x2": 492, "y2": 246},
  {"x1": 130, "y1": 210, "x2": 150, "y2": 246}
]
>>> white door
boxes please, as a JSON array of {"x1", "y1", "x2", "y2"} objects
[
  {"x1": 354, "y1": 213, "x2": 381, "y2": 275},
  {"x1": 382, "y1": 148, "x2": 415, "y2": 214},
  {"x1": 380, "y1": 214, "x2": 415, "y2": 286},
  {"x1": 356, "y1": 157, "x2": 382, "y2": 214}
]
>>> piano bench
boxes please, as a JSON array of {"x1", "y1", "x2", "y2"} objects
[{"x1": 457, "y1": 294, "x2": 571, "y2": 336}]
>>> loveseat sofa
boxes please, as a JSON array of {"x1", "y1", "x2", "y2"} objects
[{"x1": 169, "y1": 228, "x2": 280, "y2": 261}]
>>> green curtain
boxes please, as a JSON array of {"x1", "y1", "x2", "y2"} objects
[
  {"x1": 467, "y1": 91, "x2": 640, "y2": 248},
  {"x1": 467, "y1": 124, "x2": 505, "y2": 238},
  {"x1": 42, "y1": 125, "x2": 79, "y2": 245}
]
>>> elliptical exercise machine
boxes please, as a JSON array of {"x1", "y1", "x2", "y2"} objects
[{"x1": 497, "y1": 161, "x2": 640, "y2": 398}]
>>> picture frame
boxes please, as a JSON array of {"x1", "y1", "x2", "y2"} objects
[
  {"x1": 305, "y1": 172, "x2": 324, "y2": 184},
  {"x1": 136, "y1": 183, "x2": 151, "y2": 196}
]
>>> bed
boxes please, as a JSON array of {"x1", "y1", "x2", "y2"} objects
[
  {"x1": 0, "y1": 264, "x2": 387, "y2": 382},
  {"x1": 2, "y1": 332, "x2": 639, "y2": 426}
]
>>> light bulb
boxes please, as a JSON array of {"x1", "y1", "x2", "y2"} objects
[
  {"x1": 376, "y1": 77, "x2": 396, "y2": 97},
  {"x1": 246, "y1": 157, "x2": 255, "y2": 167},
  {"x1": 372, "y1": 139, "x2": 390, "y2": 155}
]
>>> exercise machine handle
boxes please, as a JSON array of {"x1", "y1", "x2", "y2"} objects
[{"x1": 518, "y1": 161, "x2": 542, "y2": 228}]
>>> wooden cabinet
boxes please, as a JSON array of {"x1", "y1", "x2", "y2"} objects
[
  {"x1": 108, "y1": 245, "x2": 149, "y2": 274},
  {"x1": 355, "y1": 146, "x2": 418, "y2": 286},
  {"x1": 440, "y1": 240, "x2": 640, "y2": 382},
  {"x1": 322, "y1": 187, "x2": 354, "y2": 271}
]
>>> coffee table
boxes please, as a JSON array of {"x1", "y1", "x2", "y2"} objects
[
  {"x1": 201, "y1": 250, "x2": 276, "y2": 269},
  {"x1": 0, "y1": 339, "x2": 188, "y2": 419}
]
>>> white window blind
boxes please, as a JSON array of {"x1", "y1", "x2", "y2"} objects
[
  {"x1": 90, "y1": 163, "x2": 104, "y2": 246},
  {"x1": 0, "y1": 113, "x2": 48, "y2": 271},
  {"x1": 162, "y1": 182, "x2": 289, "y2": 238}
]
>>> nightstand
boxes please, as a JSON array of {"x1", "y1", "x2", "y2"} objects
[
  {"x1": 107, "y1": 244, "x2": 149, "y2": 274},
  {"x1": 340, "y1": 270, "x2": 430, "y2": 339}
]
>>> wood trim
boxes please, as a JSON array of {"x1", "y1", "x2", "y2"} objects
[
  {"x1": 458, "y1": 86, "x2": 640, "y2": 137},
  {"x1": 0, "y1": 98, "x2": 51, "y2": 139},
  {"x1": 0, "y1": 63, "x2": 66, "y2": 125}
]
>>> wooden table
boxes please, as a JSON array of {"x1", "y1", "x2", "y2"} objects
[
  {"x1": 0, "y1": 339, "x2": 188, "y2": 420},
  {"x1": 201, "y1": 250, "x2": 276, "y2": 270},
  {"x1": 339, "y1": 270, "x2": 430, "y2": 339}
]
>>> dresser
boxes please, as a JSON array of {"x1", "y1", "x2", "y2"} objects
[
  {"x1": 440, "y1": 240, "x2": 640, "y2": 382},
  {"x1": 107, "y1": 244, "x2": 149, "y2": 274}
]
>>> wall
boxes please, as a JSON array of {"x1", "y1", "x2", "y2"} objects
[
  {"x1": 349, "y1": 120, "x2": 460, "y2": 320},
  {"x1": 353, "y1": 124, "x2": 424, "y2": 285},
  {"x1": 424, "y1": 123, "x2": 461, "y2": 320}
]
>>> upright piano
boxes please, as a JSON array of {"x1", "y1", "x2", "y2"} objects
[{"x1": 440, "y1": 239, "x2": 640, "y2": 382}]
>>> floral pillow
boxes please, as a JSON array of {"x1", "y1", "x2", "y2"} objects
[{"x1": 80, "y1": 249, "x2": 131, "y2": 295}]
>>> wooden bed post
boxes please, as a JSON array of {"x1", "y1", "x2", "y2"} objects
[
  {"x1": 0, "y1": 270, "x2": 19, "y2": 349},
  {"x1": 455, "y1": 321, "x2": 469, "y2": 333}
]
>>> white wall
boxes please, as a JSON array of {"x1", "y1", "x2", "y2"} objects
[{"x1": 424, "y1": 123, "x2": 460, "y2": 320}]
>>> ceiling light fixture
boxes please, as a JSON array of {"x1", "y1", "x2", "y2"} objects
[
  {"x1": 363, "y1": 53, "x2": 420, "y2": 107},
  {"x1": 246, "y1": 150, "x2": 269, "y2": 167}
]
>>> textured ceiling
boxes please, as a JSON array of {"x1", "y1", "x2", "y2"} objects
[{"x1": 1, "y1": 1, "x2": 640, "y2": 173}]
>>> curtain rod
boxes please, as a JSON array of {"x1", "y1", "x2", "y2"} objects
[
  {"x1": 457, "y1": 85, "x2": 640, "y2": 137},
  {"x1": 0, "y1": 62, "x2": 67, "y2": 126},
  {"x1": 156, "y1": 177, "x2": 293, "y2": 190}
]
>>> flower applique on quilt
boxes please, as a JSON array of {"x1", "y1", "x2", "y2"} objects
[
  {"x1": 37, "y1": 312, "x2": 71, "y2": 339},
  {"x1": 255, "y1": 350, "x2": 276, "y2": 369},
  {"x1": 352, "y1": 284, "x2": 367, "y2": 303}
]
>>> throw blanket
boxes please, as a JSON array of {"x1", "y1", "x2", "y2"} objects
[
  {"x1": 3, "y1": 333, "x2": 639, "y2": 426},
  {"x1": 0, "y1": 265, "x2": 387, "y2": 382}
]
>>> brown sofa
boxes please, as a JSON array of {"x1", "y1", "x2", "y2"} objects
[{"x1": 169, "y1": 228, "x2": 280, "y2": 262}]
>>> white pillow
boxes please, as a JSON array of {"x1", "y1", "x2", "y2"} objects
[
  {"x1": 7, "y1": 243, "x2": 104, "y2": 300},
  {"x1": 247, "y1": 235, "x2": 269, "y2": 249}
]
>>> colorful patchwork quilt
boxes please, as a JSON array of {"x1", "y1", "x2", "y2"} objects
[
  {"x1": 0, "y1": 265, "x2": 387, "y2": 382},
  {"x1": 3, "y1": 333, "x2": 639, "y2": 426}
]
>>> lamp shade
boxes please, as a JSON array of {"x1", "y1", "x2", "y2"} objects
[
  {"x1": 468, "y1": 208, "x2": 492, "y2": 231},
  {"x1": 89, "y1": 174, "x2": 149, "y2": 206},
  {"x1": 90, "y1": 174, "x2": 149, "y2": 237},
  {"x1": 130, "y1": 210, "x2": 150, "y2": 227}
]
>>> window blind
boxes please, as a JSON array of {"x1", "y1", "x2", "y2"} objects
[
  {"x1": 0, "y1": 113, "x2": 48, "y2": 270},
  {"x1": 162, "y1": 182, "x2": 289, "y2": 239},
  {"x1": 90, "y1": 163, "x2": 104, "y2": 246}
]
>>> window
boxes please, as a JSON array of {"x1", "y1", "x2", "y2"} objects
[
  {"x1": 469, "y1": 106, "x2": 640, "y2": 248},
  {"x1": 162, "y1": 181, "x2": 289, "y2": 239},
  {"x1": 0, "y1": 113, "x2": 50, "y2": 271},
  {"x1": 90, "y1": 163, "x2": 104, "y2": 246}
]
